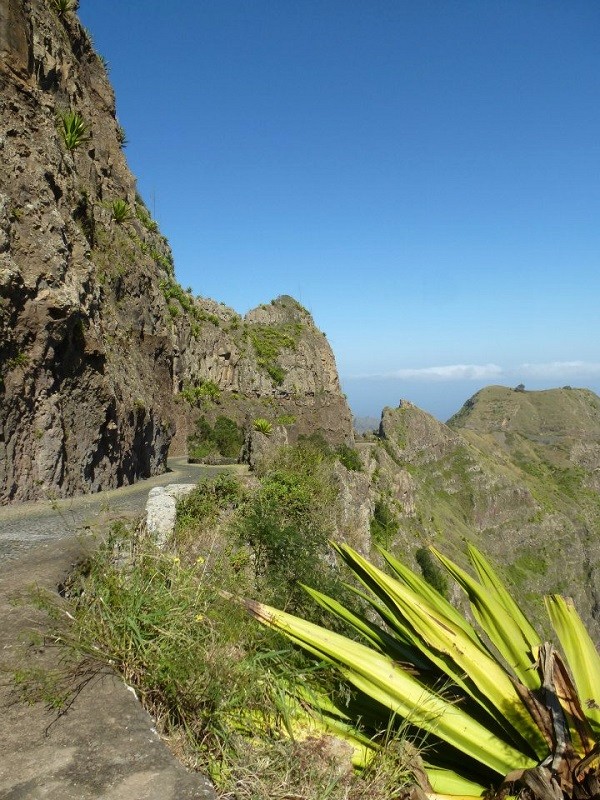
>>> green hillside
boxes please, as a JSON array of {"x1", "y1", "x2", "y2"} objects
[{"x1": 371, "y1": 388, "x2": 600, "y2": 641}]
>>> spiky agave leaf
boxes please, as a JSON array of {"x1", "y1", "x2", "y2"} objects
[
  {"x1": 466, "y1": 543, "x2": 540, "y2": 653},
  {"x1": 377, "y1": 546, "x2": 483, "y2": 646},
  {"x1": 334, "y1": 544, "x2": 548, "y2": 758},
  {"x1": 546, "y1": 595, "x2": 600, "y2": 736},
  {"x1": 245, "y1": 597, "x2": 537, "y2": 778},
  {"x1": 430, "y1": 546, "x2": 541, "y2": 691}
]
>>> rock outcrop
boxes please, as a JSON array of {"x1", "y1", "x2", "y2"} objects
[
  {"x1": 367, "y1": 389, "x2": 600, "y2": 641},
  {"x1": 0, "y1": 0, "x2": 352, "y2": 504}
]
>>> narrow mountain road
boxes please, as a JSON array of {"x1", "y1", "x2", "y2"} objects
[
  {"x1": 0, "y1": 457, "x2": 249, "y2": 799},
  {"x1": 0, "y1": 457, "x2": 244, "y2": 564}
]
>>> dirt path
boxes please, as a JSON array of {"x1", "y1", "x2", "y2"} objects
[{"x1": 0, "y1": 458, "x2": 245, "y2": 564}]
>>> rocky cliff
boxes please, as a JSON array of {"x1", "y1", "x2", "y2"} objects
[
  {"x1": 0, "y1": 0, "x2": 351, "y2": 504},
  {"x1": 367, "y1": 387, "x2": 600, "y2": 640}
]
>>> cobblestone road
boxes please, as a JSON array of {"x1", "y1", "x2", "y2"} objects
[{"x1": 0, "y1": 458, "x2": 242, "y2": 565}]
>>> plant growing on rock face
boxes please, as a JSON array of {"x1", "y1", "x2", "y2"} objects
[
  {"x1": 253, "y1": 418, "x2": 273, "y2": 436},
  {"x1": 116, "y1": 123, "x2": 128, "y2": 148},
  {"x1": 51, "y1": 0, "x2": 79, "y2": 16},
  {"x1": 246, "y1": 542, "x2": 600, "y2": 799},
  {"x1": 110, "y1": 199, "x2": 131, "y2": 224},
  {"x1": 58, "y1": 110, "x2": 87, "y2": 150}
]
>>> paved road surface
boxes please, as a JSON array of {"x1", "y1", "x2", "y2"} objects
[{"x1": 0, "y1": 458, "x2": 241, "y2": 564}]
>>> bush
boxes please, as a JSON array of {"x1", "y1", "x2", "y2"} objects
[
  {"x1": 187, "y1": 415, "x2": 243, "y2": 461},
  {"x1": 335, "y1": 443, "x2": 362, "y2": 472},
  {"x1": 180, "y1": 380, "x2": 220, "y2": 406},
  {"x1": 369, "y1": 500, "x2": 398, "y2": 547},
  {"x1": 239, "y1": 442, "x2": 350, "y2": 619}
]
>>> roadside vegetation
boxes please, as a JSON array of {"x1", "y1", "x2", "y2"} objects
[
  {"x1": 22, "y1": 443, "x2": 416, "y2": 798},
  {"x1": 18, "y1": 436, "x2": 600, "y2": 799}
]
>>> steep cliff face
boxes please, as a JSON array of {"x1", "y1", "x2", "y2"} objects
[
  {"x1": 170, "y1": 294, "x2": 352, "y2": 456},
  {"x1": 0, "y1": 0, "x2": 352, "y2": 503},
  {"x1": 370, "y1": 389, "x2": 600, "y2": 640}
]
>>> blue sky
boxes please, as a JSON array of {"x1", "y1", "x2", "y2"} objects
[{"x1": 79, "y1": 1, "x2": 600, "y2": 420}]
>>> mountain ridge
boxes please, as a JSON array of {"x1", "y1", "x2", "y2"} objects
[{"x1": 0, "y1": 0, "x2": 351, "y2": 503}]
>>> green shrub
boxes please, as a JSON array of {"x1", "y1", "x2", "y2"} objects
[
  {"x1": 58, "y1": 110, "x2": 87, "y2": 151},
  {"x1": 187, "y1": 415, "x2": 243, "y2": 460},
  {"x1": 213, "y1": 416, "x2": 244, "y2": 457},
  {"x1": 369, "y1": 500, "x2": 398, "y2": 547},
  {"x1": 275, "y1": 414, "x2": 296, "y2": 426},
  {"x1": 180, "y1": 380, "x2": 221, "y2": 407},
  {"x1": 335, "y1": 443, "x2": 362, "y2": 472},
  {"x1": 415, "y1": 546, "x2": 449, "y2": 597},
  {"x1": 239, "y1": 442, "x2": 348, "y2": 619}
]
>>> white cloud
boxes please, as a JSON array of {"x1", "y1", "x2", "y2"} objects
[
  {"x1": 516, "y1": 361, "x2": 600, "y2": 379},
  {"x1": 353, "y1": 363, "x2": 504, "y2": 381},
  {"x1": 347, "y1": 360, "x2": 600, "y2": 384}
]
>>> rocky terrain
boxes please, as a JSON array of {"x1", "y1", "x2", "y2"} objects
[
  {"x1": 0, "y1": 0, "x2": 351, "y2": 504},
  {"x1": 367, "y1": 386, "x2": 600, "y2": 640},
  {"x1": 2, "y1": 1, "x2": 599, "y2": 647}
]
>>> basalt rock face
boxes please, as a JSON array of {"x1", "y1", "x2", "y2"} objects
[{"x1": 0, "y1": 0, "x2": 352, "y2": 503}]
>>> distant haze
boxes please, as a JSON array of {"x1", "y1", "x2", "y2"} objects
[{"x1": 343, "y1": 375, "x2": 600, "y2": 423}]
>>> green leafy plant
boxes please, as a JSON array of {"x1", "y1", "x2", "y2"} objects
[
  {"x1": 253, "y1": 418, "x2": 273, "y2": 436},
  {"x1": 51, "y1": 0, "x2": 78, "y2": 16},
  {"x1": 110, "y1": 199, "x2": 131, "y2": 224},
  {"x1": 58, "y1": 110, "x2": 87, "y2": 151},
  {"x1": 246, "y1": 543, "x2": 600, "y2": 799},
  {"x1": 276, "y1": 414, "x2": 297, "y2": 426},
  {"x1": 116, "y1": 123, "x2": 128, "y2": 148},
  {"x1": 335, "y1": 443, "x2": 363, "y2": 472},
  {"x1": 180, "y1": 380, "x2": 221, "y2": 406},
  {"x1": 187, "y1": 415, "x2": 243, "y2": 461}
]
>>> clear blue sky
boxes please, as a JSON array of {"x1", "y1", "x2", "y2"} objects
[{"x1": 79, "y1": 1, "x2": 600, "y2": 420}]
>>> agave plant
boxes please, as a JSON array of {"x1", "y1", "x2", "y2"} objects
[
  {"x1": 52, "y1": 0, "x2": 78, "y2": 16},
  {"x1": 58, "y1": 110, "x2": 87, "y2": 151},
  {"x1": 253, "y1": 418, "x2": 273, "y2": 436},
  {"x1": 245, "y1": 543, "x2": 600, "y2": 799},
  {"x1": 110, "y1": 199, "x2": 131, "y2": 224}
]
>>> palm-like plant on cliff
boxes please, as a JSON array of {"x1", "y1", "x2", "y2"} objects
[
  {"x1": 245, "y1": 543, "x2": 600, "y2": 799},
  {"x1": 58, "y1": 110, "x2": 87, "y2": 151}
]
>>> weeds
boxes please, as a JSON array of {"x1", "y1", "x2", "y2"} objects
[{"x1": 30, "y1": 459, "x2": 420, "y2": 798}]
